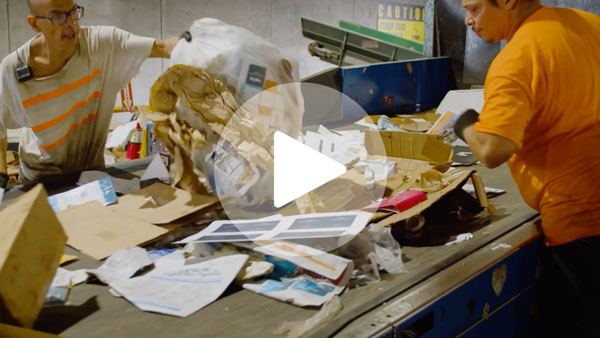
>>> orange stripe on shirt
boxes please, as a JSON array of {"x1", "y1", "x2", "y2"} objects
[
  {"x1": 39, "y1": 114, "x2": 97, "y2": 152},
  {"x1": 31, "y1": 91, "x2": 101, "y2": 133},
  {"x1": 21, "y1": 69, "x2": 101, "y2": 109}
]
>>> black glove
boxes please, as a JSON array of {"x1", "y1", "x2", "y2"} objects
[
  {"x1": 0, "y1": 172, "x2": 8, "y2": 190},
  {"x1": 180, "y1": 31, "x2": 192, "y2": 42},
  {"x1": 453, "y1": 109, "x2": 479, "y2": 142}
]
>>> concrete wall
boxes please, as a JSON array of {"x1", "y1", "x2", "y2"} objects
[
  {"x1": 2, "y1": 1, "x2": 600, "y2": 102},
  {"x1": 0, "y1": 0, "x2": 377, "y2": 106}
]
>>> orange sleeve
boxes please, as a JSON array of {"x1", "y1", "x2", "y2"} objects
[{"x1": 474, "y1": 51, "x2": 536, "y2": 150}]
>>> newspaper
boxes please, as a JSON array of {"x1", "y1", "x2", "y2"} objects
[{"x1": 176, "y1": 211, "x2": 372, "y2": 244}]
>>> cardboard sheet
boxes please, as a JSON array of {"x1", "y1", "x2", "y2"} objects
[
  {"x1": 56, "y1": 201, "x2": 168, "y2": 260},
  {"x1": 377, "y1": 169, "x2": 474, "y2": 226},
  {"x1": 0, "y1": 184, "x2": 66, "y2": 328},
  {"x1": 107, "y1": 183, "x2": 219, "y2": 225}
]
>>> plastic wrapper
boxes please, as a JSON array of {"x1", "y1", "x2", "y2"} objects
[{"x1": 335, "y1": 224, "x2": 406, "y2": 287}]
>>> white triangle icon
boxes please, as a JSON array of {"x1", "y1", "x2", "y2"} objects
[{"x1": 274, "y1": 131, "x2": 347, "y2": 208}]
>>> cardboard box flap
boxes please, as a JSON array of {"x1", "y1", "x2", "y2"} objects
[
  {"x1": 365, "y1": 130, "x2": 453, "y2": 164},
  {"x1": 56, "y1": 201, "x2": 168, "y2": 260},
  {"x1": 0, "y1": 184, "x2": 66, "y2": 328},
  {"x1": 377, "y1": 169, "x2": 474, "y2": 226},
  {"x1": 107, "y1": 183, "x2": 219, "y2": 224}
]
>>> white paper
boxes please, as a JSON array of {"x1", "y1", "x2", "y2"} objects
[
  {"x1": 69, "y1": 269, "x2": 89, "y2": 286},
  {"x1": 110, "y1": 254, "x2": 248, "y2": 317},
  {"x1": 50, "y1": 268, "x2": 73, "y2": 288},
  {"x1": 255, "y1": 240, "x2": 352, "y2": 281},
  {"x1": 353, "y1": 159, "x2": 396, "y2": 184},
  {"x1": 87, "y1": 246, "x2": 154, "y2": 285},
  {"x1": 78, "y1": 171, "x2": 140, "y2": 195},
  {"x1": 435, "y1": 89, "x2": 484, "y2": 116},
  {"x1": 51, "y1": 268, "x2": 89, "y2": 289},
  {"x1": 491, "y1": 243, "x2": 512, "y2": 251},
  {"x1": 303, "y1": 128, "x2": 366, "y2": 166},
  {"x1": 243, "y1": 276, "x2": 344, "y2": 307},
  {"x1": 445, "y1": 233, "x2": 474, "y2": 246},
  {"x1": 462, "y1": 184, "x2": 505, "y2": 195},
  {"x1": 354, "y1": 119, "x2": 378, "y2": 130},
  {"x1": 140, "y1": 156, "x2": 170, "y2": 183},
  {"x1": 106, "y1": 121, "x2": 138, "y2": 149},
  {"x1": 176, "y1": 211, "x2": 373, "y2": 244}
]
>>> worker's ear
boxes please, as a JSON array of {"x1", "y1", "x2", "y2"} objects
[
  {"x1": 496, "y1": 0, "x2": 518, "y2": 10},
  {"x1": 27, "y1": 15, "x2": 40, "y2": 33}
]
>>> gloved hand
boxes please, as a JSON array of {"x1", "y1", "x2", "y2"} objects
[
  {"x1": 180, "y1": 31, "x2": 192, "y2": 42},
  {"x1": 453, "y1": 109, "x2": 479, "y2": 142}
]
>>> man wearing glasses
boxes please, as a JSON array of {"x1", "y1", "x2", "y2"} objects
[{"x1": 0, "y1": 0, "x2": 181, "y2": 188}]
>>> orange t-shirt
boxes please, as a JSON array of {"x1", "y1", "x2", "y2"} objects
[{"x1": 474, "y1": 7, "x2": 600, "y2": 246}]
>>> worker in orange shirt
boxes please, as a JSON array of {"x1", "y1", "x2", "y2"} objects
[{"x1": 455, "y1": 0, "x2": 600, "y2": 336}]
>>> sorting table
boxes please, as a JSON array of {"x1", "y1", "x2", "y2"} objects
[{"x1": 10, "y1": 160, "x2": 540, "y2": 338}]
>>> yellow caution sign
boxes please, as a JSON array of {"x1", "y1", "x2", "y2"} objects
[{"x1": 377, "y1": 1, "x2": 425, "y2": 45}]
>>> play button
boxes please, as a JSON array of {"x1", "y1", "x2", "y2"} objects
[{"x1": 274, "y1": 131, "x2": 347, "y2": 208}]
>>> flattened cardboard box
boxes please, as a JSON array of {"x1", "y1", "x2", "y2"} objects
[
  {"x1": 56, "y1": 183, "x2": 220, "y2": 260},
  {"x1": 56, "y1": 201, "x2": 168, "y2": 260},
  {"x1": 0, "y1": 184, "x2": 66, "y2": 328},
  {"x1": 377, "y1": 169, "x2": 475, "y2": 226},
  {"x1": 107, "y1": 183, "x2": 219, "y2": 224}
]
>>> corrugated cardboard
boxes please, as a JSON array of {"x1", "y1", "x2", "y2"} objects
[
  {"x1": 107, "y1": 183, "x2": 219, "y2": 224},
  {"x1": 0, "y1": 184, "x2": 67, "y2": 328},
  {"x1": 366, "y1": 112, "x2": 439, "y2": 132},
  {"x1": 56, "y1": 201, "x2": 168, "y2": 260},
  {"x1": 377, "y1": 169, "x2": 474, "y2": 226},
  {"x1": 364, "y1": 130, "x2": 453, "y2": 164}
]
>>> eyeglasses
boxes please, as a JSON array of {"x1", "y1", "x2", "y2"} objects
[{"x1": 35, "y1": 5, "x2": 84, "y2": 26}]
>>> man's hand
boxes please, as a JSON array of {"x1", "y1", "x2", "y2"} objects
[
  {"x1": 150, "y1": 31, "x2": 191, "y2": 59},
  {"x1": 453, "y1": 109, "x2": 479, "y2": 142}
]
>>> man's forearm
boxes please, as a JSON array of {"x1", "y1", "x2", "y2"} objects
[
  {"x1": 0, "y1": 137, "x2": 7, "y2": 174},
  {"x1": 149, "y1": 36, "x2": 180, "y2": 58},
  {"x1": 463, "y1": 126, "x2": 517, "y2": 168}
]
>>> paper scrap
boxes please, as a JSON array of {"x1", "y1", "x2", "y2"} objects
[
  {"x1": 445, "y1": 233, "x2": 474, "y2": 246},
  {"x1": 354, "y1": 119, "x2": 378, "y2": 130},
  {"x1": 491, "y1": 243, "x2": 512, "y2": 251},
  {"x1": 60, "y1": 254, "x2": 79, "y2": 266},
  {"x1": 243, "y1": 276, "x2": 344, "y2": 307},
  {"x1": 78, "y1": 170, "x2": 141, "y2": 195},
  {"x1": 106, "y1": 121, "x2": 138, "y2": 149},
  {"x1": 44, "y1": 287, "x2": 69, "y2": 306},
  {"x1": 462, "y1": 184, "x2": 506, "y2": 198},
  {"x1": 140, "y1": 156, "x2": 170, "y2": 183},
  {"x1": 48, "y1": 177, "x2": 117, "y2": 212},
  {"x1": 176, "y1": 211, "x2": 373, "y2": 244},
  {"x1": 87, "y1": 246, "x2": 154, "y2": 285},
  {"x1": 255, "y1": 240, "x2": 352, "y2": 282},
  {"x1": 110, "y1": 254, "x2": 248, "y2": 317}
]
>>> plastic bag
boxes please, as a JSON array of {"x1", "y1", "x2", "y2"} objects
[{"x1": 170, "y1": 18, "x2": 303, "y2": 138}]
